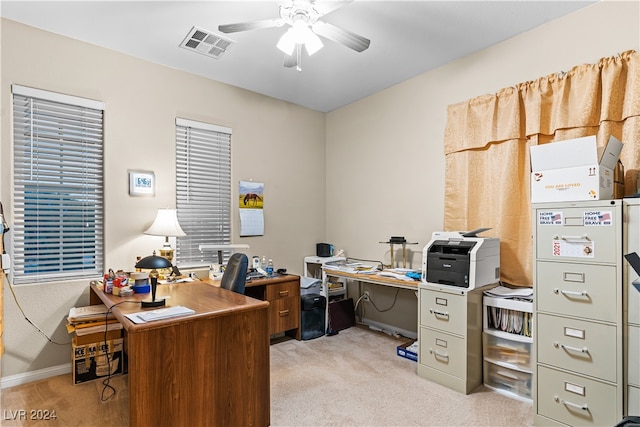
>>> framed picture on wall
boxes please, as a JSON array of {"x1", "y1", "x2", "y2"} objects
[{"x1": 129, "y1": 170, "x2": 155, "y2": 197}]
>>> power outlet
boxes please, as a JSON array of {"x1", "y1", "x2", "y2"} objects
[{"x1": 363, "y1": 291, "x2": 370, "y2": 302}]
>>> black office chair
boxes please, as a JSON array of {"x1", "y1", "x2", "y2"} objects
[{"x1": 220, "y1": 253, "x2": 248, "y2": 294}]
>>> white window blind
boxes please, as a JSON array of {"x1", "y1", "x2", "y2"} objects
[
  {"x1": 175, "y1": 118, "x2": 232, "y2": 267},
  {"x1": 12, "y1": 85, "x2": 104, "y2": 284}
]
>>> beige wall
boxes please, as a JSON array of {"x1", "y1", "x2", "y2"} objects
[
  {"x1": 0, "y1": 19, "x2": 326, "y2": 378},
  {"x1": 326, "y1": 0, "x2": 640, "y2": 334}
]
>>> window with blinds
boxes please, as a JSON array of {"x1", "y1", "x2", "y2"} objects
[
  {"x1": 175, "y1": 118, "x2": 232, "y2": 268},
  {"x1": 12, "y1": 85, "x2": 104, "y2": 285}
]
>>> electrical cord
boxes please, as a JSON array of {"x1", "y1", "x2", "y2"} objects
[
  {"x1": 7, "y1": 282, "x2": 70, "y2": 345},
  {"x1": 100, "y1": 300, "x2": 137, "y2": 401},
  {"x1": 365, "y1": 287, "x2": 401, "y2": 313}
]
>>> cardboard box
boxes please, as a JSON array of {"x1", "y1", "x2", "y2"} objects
[
  {"x1": 72, "y1": 329, "x2": 122, "y2": 346},
  {"x1": 72, "y1": 337, "x2": 124, "y2": 384},
  {"x1": 396, "y1": 340, "x2": 418, "y2": 362},
  {"x1": 530, "y1": 135, "x2": 623, "y2": 203}
]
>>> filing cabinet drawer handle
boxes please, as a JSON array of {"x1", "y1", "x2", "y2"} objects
[
  {"x1": 278, "y1": 290, "x2": 289, "y2": 297},
  {"x1": 429, "y1": 348, "x2": 449, "y2": 360},
  {"x1": 554, "y1": 342, "x2": 589, "y2": 354},
  {"x1": 556, "y1": 235, "x2": 591, "y2": 243},
  {"x1": 429, "y1": 309, "x2": 449, "y2": 319},
  {"x1": 279, "y1": 310, "x2": 290, "y2": 317},
  {"x1": 553, "y1": 288, "x2": 589, "y2": 297},
  {"x1": 554, "y1": 396, "x2": 589, "y2": 411}
]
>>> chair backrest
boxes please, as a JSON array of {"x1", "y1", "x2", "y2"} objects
[{"x1": 220, "y1": 253, "x2": 248, "y2": 294}]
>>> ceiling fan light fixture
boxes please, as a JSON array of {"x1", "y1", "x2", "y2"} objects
[
  {"x1": 276, "y1": 29, "x2": 296, "y2": 55},
  {"x1": 277, "y1": 16, "x2": 323, "y2": 57},
  {"x1": 304, "y1": 30, "x2": 323, "y2": 56}
]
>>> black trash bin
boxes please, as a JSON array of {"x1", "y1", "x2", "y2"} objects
[{"x1": 301, "y1": 293, "x2": 326, "y2": 340}]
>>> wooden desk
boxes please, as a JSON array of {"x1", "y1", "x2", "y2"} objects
[
  {"x1": 90, "y1": 281, "x2": 270, "y2": 427},
  {"x1": 205, "y1": 274, "x2": 301, "y2": 340}
]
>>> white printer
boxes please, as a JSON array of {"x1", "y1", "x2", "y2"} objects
[{"x1": 421, "y1": 228, "x2": 500, "y2": 290}]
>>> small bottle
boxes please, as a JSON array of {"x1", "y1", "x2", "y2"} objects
[
  {"x1": 135, "y1": 256, "x2": 142, "y2": 272},
  {"x1": 266, "y1": 259, "x2": 274, "y2": 277},
  {"x1": 261, "y1": 256, "x2": 267, "y2": 270}
]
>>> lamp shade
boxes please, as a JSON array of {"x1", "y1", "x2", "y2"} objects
[
  {"x1": 144, "y1": 209, "x2": 186, "y2": 237},
  {"x1": 135, "y1": 255, "x2": 173, "y2": 270}
]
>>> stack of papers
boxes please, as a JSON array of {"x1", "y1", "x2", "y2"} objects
[
  {"x1": 377, "y1": 270, "x2": 418, "y2": 282},
  {"x1": 68, "y1": 304, "x2": 115, "y2": 323},
  {"x1": 67, "y1": 304, "x2": 122, "y2": 336},
  {"x1": 125, "y1": 306, "x2": 195, "y2": 324},
  {"x1": 323, "y1": 261, "x2": 379, "y2": 274},
  {"x1": 484, "y1": 285, "x2": 533, "y2": 301}
]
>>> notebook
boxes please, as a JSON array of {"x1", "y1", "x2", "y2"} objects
[{"x1": 126, "y1": 306, "x2": 195, "y2": 323}]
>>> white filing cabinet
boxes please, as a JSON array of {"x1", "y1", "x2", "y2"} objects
[
  {"x1": 623, "y1": 199, "x2": 640, "y2": 416},
  {"x1": 483, "y1": 296, "x2": 533, "y2": 402},
  {"x1": 417, "y1": 282, "x2": 487, "y2": 394},
  {"x1": 533, "y1": 200, "x2": 624, "y2": 426}
]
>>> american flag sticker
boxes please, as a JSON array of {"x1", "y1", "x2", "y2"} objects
[
  {"x1": 538, "y1": 211, "x2": 563, "y2": 225},
  {"x1": 584, "y1": 211, "x2": 613, "y2": 226}
]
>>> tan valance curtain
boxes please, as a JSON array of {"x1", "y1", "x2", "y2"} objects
[{"x1": 444, "y1": 50, "x2": 640, "y2": 287}]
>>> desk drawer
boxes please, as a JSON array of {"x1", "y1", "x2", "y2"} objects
[
  {"x1": 420, "y1": 289, "x2": 466, "y2": 335},
  {"x1": 419, "y1": 327, "x2": 465, "y2": 378},
  {"x1": 536, "y1": 261, "x2": 618, "y2": 322},
  {"x1": 536, "y1": 313, "x2": 617, "y2": 382},
  {"x1": 269, "y1": 296, "x2": 299, "y2": 335},
  {"x1": 266, "y1": 281, "x2": 299, "y2": 300},
  {"x1": 537, "y1": 365, "x2": 619, "y2": 427}
]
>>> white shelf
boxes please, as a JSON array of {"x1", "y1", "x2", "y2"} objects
[{"x1": 483, "y1": 295, "x2": 533, "y2": 312}]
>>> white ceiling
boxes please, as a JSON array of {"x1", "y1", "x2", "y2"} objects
[{"x1": 1, "y1": 0, "x2": 598, "y2": 112}]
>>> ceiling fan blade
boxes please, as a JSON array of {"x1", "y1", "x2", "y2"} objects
[
  {"x1": 283, "y1": 54, "x2": 297, "y2": 68},
  {"x1": 283, "y1": 45, "x2": 302, "y2": 71},
  {"x1": 312, "y1": 20, "x2": 370, "y2": 52},
  {"x1": 312, "y1": 0, "x2": 353, "y2": 17},
  {"x1": 218, "y1": 18, "x2": 283, "y2": 34}
]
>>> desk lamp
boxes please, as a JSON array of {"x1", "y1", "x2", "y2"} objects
[
  {"x1": 144, "y1": 209, "x2": 186, "y2": 264},
  {"x1": 135, "y1": 253, "x2": 173, "y2": 308}
]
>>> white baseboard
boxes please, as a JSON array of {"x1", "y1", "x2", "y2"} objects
[
  {"x1": 1, "y1": 364, "x2": 71, "y2": 389},
  {"x1": 360, "y1": 317, "x2": 418, "y2": 340}
]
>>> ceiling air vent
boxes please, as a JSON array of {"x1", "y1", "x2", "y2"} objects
[{"x1": 180, "y1": 26, "x2": 234, "y2": 59}]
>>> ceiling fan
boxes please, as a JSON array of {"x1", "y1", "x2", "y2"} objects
[{"x1": 218, "y1": 0, "x2": 370, "y2": 71}]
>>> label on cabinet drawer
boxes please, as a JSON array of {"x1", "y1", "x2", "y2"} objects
[
  {"x1": 564, "y1": 327, "x2": 585, "y2": 339},
  {"x1": 564, "y1": 381, "x2": 585, "y2": 396}
]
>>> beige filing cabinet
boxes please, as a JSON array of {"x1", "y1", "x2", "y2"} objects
[
  {"x1": 623, "y1": 199, "x2": 640, "y2": 416},
  {"x1": 417, "y1": 282, "x2": 487, "y2": 394},
  {"x1": 533, "y1": 200, "x2": 624, "y2": 426}
]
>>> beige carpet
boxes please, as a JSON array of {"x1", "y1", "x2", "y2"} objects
[{"x1": 2, "y1": 325, "x2": 533, "y2": 426}]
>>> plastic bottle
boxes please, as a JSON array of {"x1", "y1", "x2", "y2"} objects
[
  {"x1": 266, "y1": 259, "x2": 274, "y2": 277},
  {"x1": 261, "y1": 256, "x2": 267, "y2": 271}
]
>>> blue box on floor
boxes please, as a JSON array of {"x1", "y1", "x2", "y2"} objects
[{"x1": 396, "y1": 340, "x2": 418, "y2": 362}]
